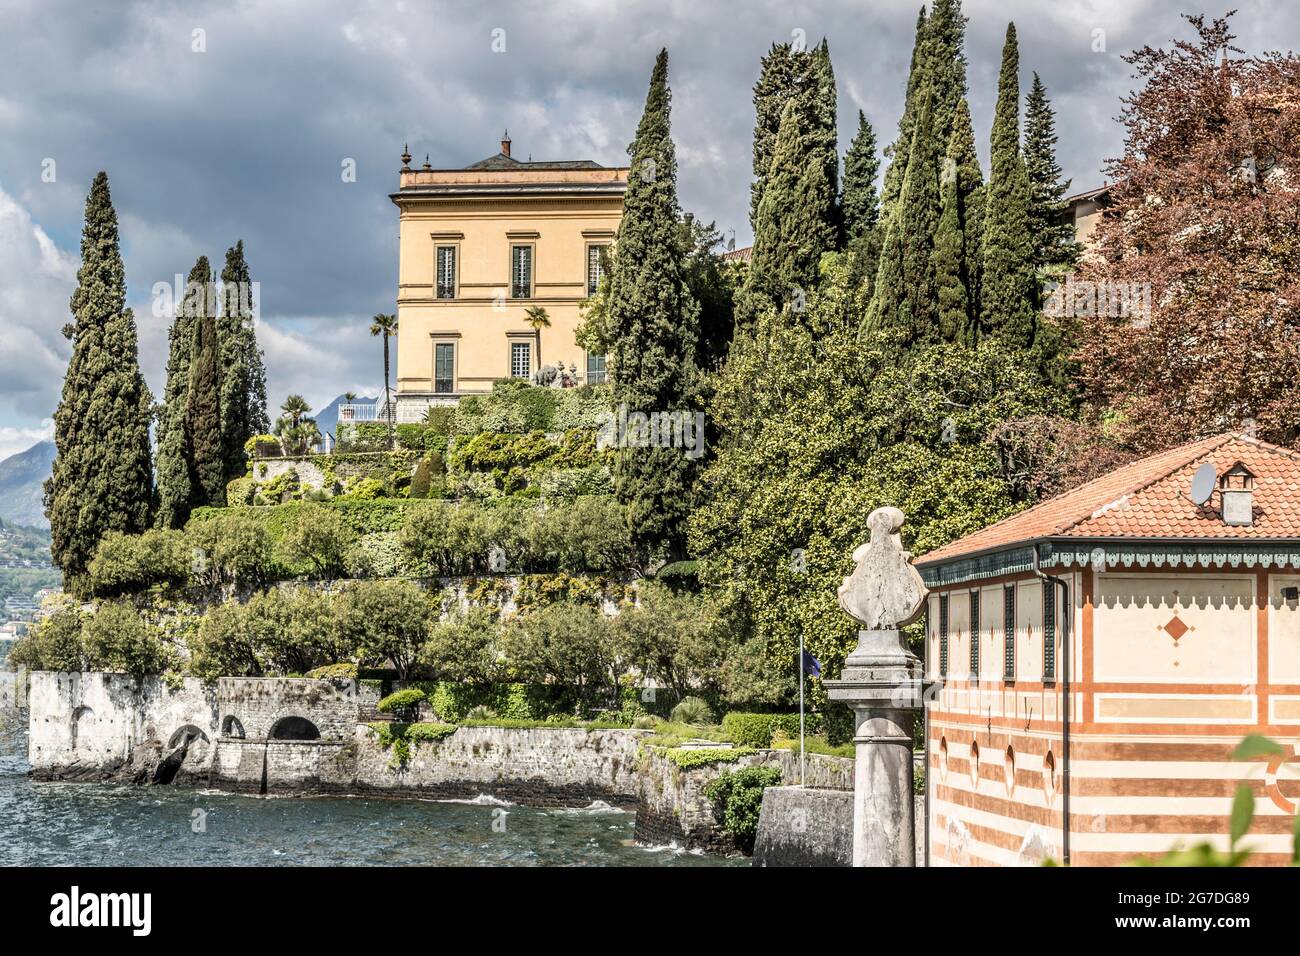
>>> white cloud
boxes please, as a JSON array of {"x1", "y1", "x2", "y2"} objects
[{"x1": 0, "y1": 419, "x2": 53, "y2": 461}]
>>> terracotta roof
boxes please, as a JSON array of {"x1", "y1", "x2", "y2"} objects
[
  {"x1": 916, "y1": 433, "x2": 1300, "y2": 567},
  {"x1": 722, "y1": 245, "x2": 752, "y2": 262}
]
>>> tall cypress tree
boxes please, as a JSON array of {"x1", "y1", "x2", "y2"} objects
[
  {"x1": 842, "y1": 109, "x2": 880, "y2": 242},
  {"x1": 809, "y1": 39, "x2": 841, "y2": 240},
  {"x1": 155, "y1": 257, "x2": 213, "y2": 527},
  {"x1": 750, "y1": 43, "x2": 801, "y2": 230},
  {"x1": 217, "y1": 240, "x2": 269, "y2": 485},
  {"x1": 742, "y1": 99, "x2": 838, "y2": 322},
  {"x1": 607, "y1": 49, "x2": 701, "y2": 560},
  {"x1": 979, "y1": 23, "x2": 1036, "y2": 347},
  {"x1": 185, "y1": 300, "x2": 224, "y2": 507},
  {"x1": 880, "y1": 7, "x2": 930, "y2": 218},
  {"x1": 934, "y1": 97, "x2": 983, "y2": 343},
  {"x1": 926, "y1": 0, "x2": 969, "y2": 151},
  {"x1": 45, "y1": 172, "x2": 154, "y2": 587},
  {"x1": 1024, "y1": 72, "x2": 1080, "y2": 289}
]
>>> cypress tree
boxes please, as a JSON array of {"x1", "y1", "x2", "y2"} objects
[
  {"x1": 750, "y1": 43, "x2": 800, "y2": 230},
  {"x1": 606, "y1": 50, "x2": 701, "y2": 561},
  {"x1": 934, "y1": 98, "x2": 982, "y2": 343},
  {"x1": 1024, "y1": 72, "x2": 1080, "y2": 289},
  {"x1": 45, "y1": 172, "x2": 154, "y2": 587},
  {"x1": 185, "y1": 299, "x2": 224, "y2": 507},
  {"x1": 742, "y1": 99, "x2": 838, "y2": 321},
  {"x1": 926, "y1": 0, "x2": 969, "y2": 150},
  {"x1": 979, "y1": 23, "x2": 1036, "y2": 348},
  {"x1": 217, "y1": 240, "x2": 269, "y2": 485},
  {"x1": 880, "y1": 7, "x2": 930, "y2": 218},
  {"x1": 842, "y1": 109, "x2": 880, "y2": 242},
  {"x1": 155, "y1": 257, "x2": 213, "y2": 527},
  {"x1": 809, "y1": 39, "x2": 841, "y2": 241}
]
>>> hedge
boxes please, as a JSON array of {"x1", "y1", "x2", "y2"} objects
[
  {"x1": 664, "y1": 747, "x2": 756, "y2": 770},
  {"x1": 722, "y1": 712, "x2": 824, "y2": 749}
]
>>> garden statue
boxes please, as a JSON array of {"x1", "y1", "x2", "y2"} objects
[{"x1": 824, "y1": 506, "x2": 930, "y2": 866}]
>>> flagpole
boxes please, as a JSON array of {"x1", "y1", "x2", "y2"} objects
[{"x1": 799, "y1": 632, "x2": 806, "y2": 787}]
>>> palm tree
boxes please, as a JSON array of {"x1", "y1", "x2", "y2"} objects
[
  {"x1": 370, "y1": 313, "x2": 398, "y2": 448},
  {"x1": 275, "y1": 394, "x2": 318, "y2": 455},
  {"x1": 524, "y1": 305, "x2": 551, "y2": 372}
]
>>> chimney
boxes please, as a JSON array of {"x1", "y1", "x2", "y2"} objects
[
  {"x1": 1219, "y1": 461, "x2": 1256, "y2": 527},
  {"x1": 501, "y1": 130, "x2": 511, "y2": 158}
]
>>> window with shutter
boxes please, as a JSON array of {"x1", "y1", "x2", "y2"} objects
[
  {"x1": 939, "y1": 593, "x2": 949, "y2": 678},
  {"x1": 436, "y1": 246, "x2": 456, "y2": 299},
  {"x1": 434, "y1": 343, "x2": 455, "y2": 394},
  {"x1": 511, "y1": 245, "x2": 533, "y2": 299},
  {"x1": 587, "y1": 244, "x2": 607, "y2": 296},
  {"x1": 586, "y1": 353, "x2": 606, "y2": 385},
  {"x1": 969, "y1": 589, "x2": 981, "y2": 681},
  {"x1": 1004, "y1": 585, "x2": 1016, "y2": 681},
  {"x1": 1043, "y1": 580, "x2": 1056, "y2": 682}
]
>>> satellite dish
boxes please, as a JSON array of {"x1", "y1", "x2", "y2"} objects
[{"x1": 1190, "y1": 462, "x2": 1217, "y2": 505}]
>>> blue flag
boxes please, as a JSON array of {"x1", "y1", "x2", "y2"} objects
[{"x1": 801, "y1": 650, "x2": 822, "y2": 677}]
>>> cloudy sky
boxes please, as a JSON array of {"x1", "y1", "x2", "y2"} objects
[{"x1": 0, "y1": 0, "x2": 1287, "y2": 459}]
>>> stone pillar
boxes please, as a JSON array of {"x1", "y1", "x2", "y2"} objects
[
  {"x1": 826, "y1": 628, "x2": 923, "y2": 866},
  {"x1": 822, "y1": 507, "x2": 929, "y2": 867}
]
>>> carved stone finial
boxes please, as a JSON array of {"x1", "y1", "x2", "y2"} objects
[
  {"x1": 401, "y1": 143, "x2": 412, "y2": 169},
  {"x1": 837, "y1": 507, "x2": 928, "y2": 630}
]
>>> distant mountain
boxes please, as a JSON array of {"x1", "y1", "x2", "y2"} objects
[
  {"x1": 0, "y1": 441, "x2": 55, "y2": 528},
  {"x1": 314, "y1": 394, "x2": 376, "y2": 441}
]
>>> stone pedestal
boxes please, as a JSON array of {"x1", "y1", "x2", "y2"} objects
[{"x1": 824, "y1": 627, "x2": 924, "y2": 867}]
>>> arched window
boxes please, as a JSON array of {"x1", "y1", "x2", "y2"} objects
[
  {"x1": 1004, "y1": 745, "x2": 1016, "y2": 795},
  {"x1": 269, "y1": 716, "x2": 321, "y2": 741},
  {"x1": 221, "y1": 715, "x2": 246, "y2": 739},
  {"x1": 71, "y1": 705, "x2": 94, "y2": 751}
]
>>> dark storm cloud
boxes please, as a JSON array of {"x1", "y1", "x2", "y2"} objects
[{"x1": 0, "y1": 0, "x2": 1292, "y2": 434}]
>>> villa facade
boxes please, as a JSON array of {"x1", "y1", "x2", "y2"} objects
[
  {"x1": 386, "y1": 136, "x2": 628, "y2": 423},
  {"x1": 915, "y1": 433, "x2": 1300, "y2": 866}
]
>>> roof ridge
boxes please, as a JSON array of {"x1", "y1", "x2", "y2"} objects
[{"x1": 1049, "y1": 432, "x2": 1238, "y2": 535}]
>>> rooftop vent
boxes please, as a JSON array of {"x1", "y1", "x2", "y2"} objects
[{"x1": 1219, "y1": 461, "x2": 1256, "y2": 527}]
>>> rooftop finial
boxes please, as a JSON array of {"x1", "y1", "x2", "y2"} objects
[
  {"x1": 422, "y1": 153, "x2": 431, "y2": 171},
  {"x1": 501, "y1": 130, "x2": 512, "y2": 158},
  {"x1": 400, "y1": 143, "x2": 412, "y2": 170}
]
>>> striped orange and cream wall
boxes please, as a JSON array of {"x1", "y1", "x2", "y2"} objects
[{"x1": 925, "y1": 567, "x2": 1300, "y2": 866}]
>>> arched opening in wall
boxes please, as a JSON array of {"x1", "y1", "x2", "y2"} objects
[
  {"x1": 221, "y1": 715, "x2": 246, "y2": 739},
  {"x1": 269, "y1": 716, "x2": 321, "y2": 741},
  {"x1": 1043, "y1": 750, "x2": 1057, "y2": 803},
  {"x1": 167, "y1": 725, "x2": 210, "y2": 749},
  {"x1": 70, "y1": 705, "x2": 95, "y2": 751},
  {"x1": 969, "y1": 739, "x2": 980, "y2": 787},
  {"x1": 938, "y1": 736, "x2": 949, "y2": 781},
  {"x1": 1004, "y1": 745, "x2": 1016, "y2": 795}
]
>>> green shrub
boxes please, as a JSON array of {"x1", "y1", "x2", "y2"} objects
[
  {"x1": 464, "y1": 704, "x2": 497, "y2": 721},
  {"x1": 306, "y1": 662, "x2": 358, "y2": 680},
  {"x1": 722, "y1": 712, "x2": 776, "y2": 748},
  {"x1": 665, "y1": 747, "x2": 755, "y2": 770},
  {"x1": 377, "y1": 687, "x2": 428, "y2": 722},
  {"x1": 420, "y1": 607, "x2": 501, "y2": 682},
  {"x1": 336, "y1": 579, "x2": 430, "y2": 678},
  {"x1": 406, "y1": 722, "x2": 457, "y2": 744},
  {"x1": 186, "y1": 513, "x2": 276, "y2": 588},
  {"x1": 242, "y1": 586, "x2": 344, "y2": 675},
  {"x1": 703, "y1": 766, "x2": 782, "y2": 854},
  {"x1": 670, "y1": 696, "x2": 714, "y2": 725},
  {"x1": 226, "y1": 475, "x2": 257, "y2": 506}
]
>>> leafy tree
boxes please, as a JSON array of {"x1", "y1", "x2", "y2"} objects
[
  {"x1": 218, "y1": 240, "x2": 268, "y2": 485},
  {"x1": 420, "y1": 606, "x2": 503, "y2": 683},
  {"x1": 612, "y1": 582, "x2": 732, "y2": 700},
  {"x1": 185, "y1": 284, "x2": 225, "y2": 507},
  {"x1": 188, "y1": 600, "x2": 261, "y2": 680},
  {"x1": 979, "y1": 23, "x2": 1036, "y2": 348},
  {"x1": 278, "y1": 503, "x2": 355, "y2": 577},
  {"x1": 87, "y1": 529, "x2": 190, "y2": 597},
  {"x1": 680, "y1": 215, "x2": 737, "y2": 371},
  {"x1": 46, "y1": 172, "x2": 154, "y2": 590},
  {"x1": 337, "y1": 579, "x2": 430, "y2": 678},
  {"x1": 82, "y1": 601, "x2": 172, "y2": 678},
  {"x1": 606, "y1": 49, "x2": 702, "y2": 561},
  {"x1": 187, "y1": 513, "x2": 275, "y2": 589},
  {"x1": 841, "y1": 109, "x2": 880, "y2": 242},
  {"x1": 243, "y1": 586, "x2": 343, "y2": 675},
  {"x1": 8, "y1": 603, "x2": 85, "y2": 673},
  {"x1": 500, "y1": 601, "x2": 621, "y2": 712},
  {"x1": 156, "y1": 257, "x2": 209, "y2": 528},
  {"x1": 370, "y1": 312, "x2": 398, "y2": 449},
  {"x1": 1074, "y1": 13, "x2": 1300, "y2": 451},
  {"x1": 1023, "y1": 73, "x2": 1080, "y2": 288}
]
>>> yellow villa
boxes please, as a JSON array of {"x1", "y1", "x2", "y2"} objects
[{"x1": 385, "y1": 135, "x2": 628, "y2": 422}]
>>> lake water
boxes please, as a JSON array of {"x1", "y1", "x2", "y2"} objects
[{"x1": 0, "y1": 712, "x2": 741, "y2": 868}]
